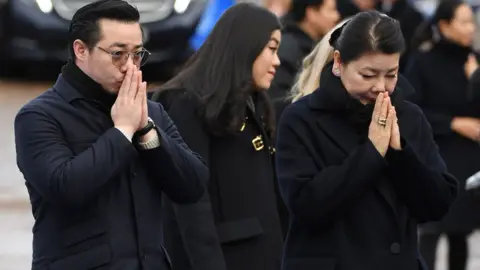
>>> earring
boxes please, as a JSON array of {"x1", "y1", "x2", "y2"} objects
[{"x1": 332, "y1": 67, "x2": 340, "y2": 76}]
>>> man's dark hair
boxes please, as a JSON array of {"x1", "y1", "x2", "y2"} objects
[
  {"x1": 68, "y1": 0, "x2": 140, "y2": 58},
  {"x1": 329, "y1": 10, "x2": 405, "y2": 64},
  {"x1": 155, "y1": 3, "x2": 281, "y2": 137},
  {"x1": 287, "y1": 0, "x2": 325, "y2": 22}
]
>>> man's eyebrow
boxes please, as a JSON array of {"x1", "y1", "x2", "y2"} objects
[{"x1": 108, "y1": 42, "x2": 144, "y2": 49}]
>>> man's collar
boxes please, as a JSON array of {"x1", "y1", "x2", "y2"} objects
[
  {"x1": 55, "y1": 60, "x2": 117, "y2": 109},
  {"x1": 52, "y1": 74, "x2": 84, "y2": 103}
]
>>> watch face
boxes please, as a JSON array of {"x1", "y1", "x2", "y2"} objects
[{"x1": 148, "y1": 117, "x2": 155, "y2": 127}]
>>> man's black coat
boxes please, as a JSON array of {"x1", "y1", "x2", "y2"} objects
[{"x1": 14, "y1": 74, "x2": 208, "y2": 270}]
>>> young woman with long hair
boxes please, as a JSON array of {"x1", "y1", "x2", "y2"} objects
[{"x1": 151, "y1": 3, "x2": 284, "y2": 270}]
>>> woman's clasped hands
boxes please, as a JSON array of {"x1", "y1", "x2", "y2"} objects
[{"x1": 368, "y1": 92, "x2": 402, "y2": 157}]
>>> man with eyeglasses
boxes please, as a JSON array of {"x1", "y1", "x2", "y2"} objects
[{"x1": 13, "y1": 0, "x2": 208, "y2": 269}]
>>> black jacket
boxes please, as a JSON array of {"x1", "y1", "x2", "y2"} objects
[
  {"x1": 154, "y1": 89, "x2": 284, "y2": 270},
  {"x1": 405, "y1": 39, "x2": 480, "y2": 232},
  {"x1": 275, "y1": 68, "x2": 458, "y2": 270},
  {"x1": 14, "y1": 75, "x2": 208, "y2": 270}
]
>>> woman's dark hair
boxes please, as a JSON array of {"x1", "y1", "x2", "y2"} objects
[
  {"x1": 411, "y1": 0, "x2": 464, "y2": 50},
  {"x1": 156, "y1": 3, "x2": 280, "y2": 137},
  {"x1": 329, "y1": 10, "x2": 405, "y2": 65}
]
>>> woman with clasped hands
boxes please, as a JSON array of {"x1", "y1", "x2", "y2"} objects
[{"x1": 275, "y1": 11, "x2": 458, "y2": 270}]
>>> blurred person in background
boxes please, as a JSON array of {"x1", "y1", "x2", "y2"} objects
[
  {"x1": 376, "y1": 0, "x2": 424, "y2": 73},
  {"x1": 272, "y1": 19, "x2": 348, "y2": 127},
  {"x1": 268, "y1": 0, "x2": 340, "y2": 103},
  {"x1": 337, "y1": 0, "x2": 376, "y2": 19},
  {"x1": 276, "y1": 10, "x2": 457, "y2": 270},
  {"x1": 288, "y1": 19, "x2": 349, "y2": 104},
  {"x1": 13, "y1": 0, "x2": 208, "y2": 269},
  {"x1": 264, "y1": 0, "x2": 291, "y2": 16},
  {"x1": 405, "y1": 0, "x2": 480, "y2": 269},
  {"x1": 151, "y1": 4, "x2": 284, "y2": 270}
]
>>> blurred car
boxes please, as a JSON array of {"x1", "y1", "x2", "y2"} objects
[
  {"x1": 188, "y1": 0, "x2": 233, "y2": 50},
  {"x1": 0, "y1": 0, "x2": 208, "y2": 76}
]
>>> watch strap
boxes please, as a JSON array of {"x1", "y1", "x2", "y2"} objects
[{"x1": 136, "y1": 118, "x2": 155, "y2": 137}]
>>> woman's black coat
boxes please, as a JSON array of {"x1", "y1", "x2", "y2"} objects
[
  {"x1": 405, "y1": 39, "x2": 480, "y2": 233},
  {"x1": 275, "y1": 68, "x2": 458, "y2": 270},
  {"x1": 153, "y1": 89, "x2": 284, "y2": 270}
]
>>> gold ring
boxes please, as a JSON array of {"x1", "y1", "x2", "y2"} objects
[{"x1": 377, "y1": 117, "x2": 387, "y2": 126}]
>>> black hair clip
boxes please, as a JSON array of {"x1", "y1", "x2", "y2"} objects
[{"x1": 328, "y1": 21, "x2": 350, "y2": 48}]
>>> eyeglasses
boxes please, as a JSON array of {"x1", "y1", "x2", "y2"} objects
[{"x1": 97, "y1": 46, "x2": 151, "y2": 67}]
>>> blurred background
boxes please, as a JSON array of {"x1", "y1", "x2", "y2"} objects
[{"x1": 1, "y1": 0, "x2": 480, "y2": 269}]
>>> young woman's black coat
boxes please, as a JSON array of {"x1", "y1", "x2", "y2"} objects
[
  {"x1": 275, "y1": 67, "x2": 458, "y2": 270},
  {"x1": 405, "y1": 39, "x2": 480, "y2": 233},
  {"x1": 153, "y1": 89, "x2": 284, "y2": 270}
]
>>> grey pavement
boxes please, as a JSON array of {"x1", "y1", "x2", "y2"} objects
[
  {"x1": 1, "y1": 80, "x2": 480, "y2": 270},
  {"x1": 0, "y1": 81, "x2": 46, "y2": 270}
]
